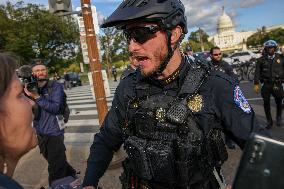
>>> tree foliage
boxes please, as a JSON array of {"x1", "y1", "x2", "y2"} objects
[
  {"x1": 247, "y1": 27, "x2": 284, "y2": 47},
  {"x1": 99, "y1": 26, "x2": 128, "y2": 69},
  {"x1": 183, "y1": 29, "x2": 214, "y2": 52},
  {"x1": 0, "y1": 1, "x2": 80, "y2": 70}
]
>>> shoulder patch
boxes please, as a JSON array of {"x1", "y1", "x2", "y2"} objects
[{"x1": 234, "y1": 86, "x2": 251, "y2": 113}]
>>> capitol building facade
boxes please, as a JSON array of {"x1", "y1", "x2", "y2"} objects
[{"x1": 208, "y1": 7, "x2": 284, "y2": 52}]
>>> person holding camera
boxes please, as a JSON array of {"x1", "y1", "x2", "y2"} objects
[
  {"x1": 23, "y1": 60, "x2": 77, "y2": 186},
  {"x1": 0, "y1": 53, "x2": 38, "y2": 188}
]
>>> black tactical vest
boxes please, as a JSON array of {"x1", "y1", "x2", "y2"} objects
[
  {"x1": 259, "y1": 54, "x2": 284, "y2": 82},
  {"x1": 122, "y1": 59, "x2": 221, "y2": 187}
]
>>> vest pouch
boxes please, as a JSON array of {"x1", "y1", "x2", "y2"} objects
[
  {"x1": 134, "y1": 109, "x2": 155, "y2": 138},
  {"x1": 174, "y1": 139, "x2": 195, "y2": 185},
  {"x1": 124, "y1": 136, "x2": 152, "y2": 180},
  {"x1": 208, "y1": 130, "x2": 228, "y2": 164},
  {"x1": 145, "y1": 141, "x2": 176, "y2": 183},
  {"x1": 175, "y1": 161, "x2": 191, "y2": 185}
]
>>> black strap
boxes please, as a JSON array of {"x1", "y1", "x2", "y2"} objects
[
  {"x1": 47, "y1": 80, "x2": 55, "y2": 95},
  {"x1": 178, "y1": 57, "x2": 210, "y2": 97}
]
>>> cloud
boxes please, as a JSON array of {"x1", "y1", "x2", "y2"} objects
[
  {"x1": 96, "y1": 11, "x2": 105, "y2": 25},
  {"x1": 239, "y1": 0, "x2": 264, "y2": 8},
  {"x1": 182, "y1": 0, "x2": 225, "y2": 34},
  {"x1": 180, "y1": 0, "x2": 263, "y2": 34}
]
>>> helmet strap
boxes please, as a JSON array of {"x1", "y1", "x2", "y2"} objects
[{"x1": 154, "y1": 30, "x2": 184, "y2": 76}]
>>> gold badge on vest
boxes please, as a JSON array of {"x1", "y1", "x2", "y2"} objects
[
  {"x1": 187, "y1": 94, "x2": 203, "y2": 112},
  {"x1": 277, "y1": 59, "x2": 281, "y2": 64},
  {"x1": 155, "y1": 107, "x2": 166, "y2": 122}
]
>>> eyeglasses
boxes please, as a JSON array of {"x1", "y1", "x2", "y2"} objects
[
  {"x1": 212, "y1": 53, "x2": 222, "y2": 56},
  {"x1": 123, "y1": 25, "x2": 161, "y2": 44},
  {"x1": 33, "y1": 68, "x2": 47, "y2": 74}
]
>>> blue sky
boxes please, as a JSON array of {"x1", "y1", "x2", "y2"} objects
[{"x1": 3, "y1": 0, "x2": 284, "y2": 35}]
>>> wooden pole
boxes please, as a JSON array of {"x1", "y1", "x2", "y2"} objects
[{"x1": 81, "y1": 0, "x2": 108, "y2": 125}]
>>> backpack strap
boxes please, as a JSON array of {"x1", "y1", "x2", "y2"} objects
[{"x1": 47, "y1": 80, "x2": 55, "y2": 95}]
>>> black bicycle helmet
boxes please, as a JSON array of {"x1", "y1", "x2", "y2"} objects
[
  {"x1": 101, "y1": 0, "x2": 188, "y2": 75},
  {"x1": 101, "y1": 0, "x2": 187, "y2": 34},
  {"x1": 263, "y1": 40, "x2": 278, "y2": 48}
]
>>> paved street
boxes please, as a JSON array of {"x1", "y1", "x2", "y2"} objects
[{"x1": 13, "y1": 80, "x2": 284, "y2": 189}]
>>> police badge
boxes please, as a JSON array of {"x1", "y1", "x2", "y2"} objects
[
  {"x1": 187, "y1": 94, "x2": 203, "y2": 113},
  {"x1": 277, "y1": 59, "x2": 281, "y2": 64},
  {"x1": 155, "y1": 108, "x2": 166, "y2": 122}
]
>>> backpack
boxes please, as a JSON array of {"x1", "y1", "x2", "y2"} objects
[{"x1": 47, "y1": 81, "x2": 70, "y2": 123}]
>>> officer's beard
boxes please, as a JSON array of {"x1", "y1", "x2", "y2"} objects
[
  {"x1": 139, "y1": 50, "x2": 168, "y2": 78},
  {"x1": 212, "y1": 59, "x2": 221, "y2": 66}
]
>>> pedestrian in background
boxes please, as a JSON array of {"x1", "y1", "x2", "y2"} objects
[
  {"x1": 120, "y1": 56, "x2": 139, "y2": 80},
  {"x1": 0, "y1": 53, "x2": 38, "y2": 188},
  {"x1": 254, "y1": 40, "x2": 284, "y2": 129},
  {"x1": 24, "y1": 61, "x2": 77, "y2": 186},
  {"x1": 53, "y1": 72, "x2": 60, "y2": 81},
  {"x1": 111, "y1": 66, "x2": 118, "y2": 81},
  {"x1": 184, "y1": 44, "x2": 194, "y2": 56},
  {"x1": 64, "y1": 72, "x2": 71, "y2": 90},
  {"x1": 209, "y1": 46, "x2": 238, "y2": 149},
  {"x1": 82, "y1": 0, "x2": 267, "y2": 189}
]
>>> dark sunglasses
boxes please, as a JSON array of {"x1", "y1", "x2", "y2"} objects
[
  {"x1": 123, "y1": 25, "x2": 161, "y2": 44},
  {"x1": 213, "y1": 53, "x2": 222, "y2": 56}
]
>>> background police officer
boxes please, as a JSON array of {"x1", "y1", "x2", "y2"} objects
[
  {"x1": 254, "y1": 40, "x2": 284, "y2": 129},
  {"x1": 184, "y1": 44, "x2": 194, "y2": 56},
  {"x1": 120, "y1": 56, "x2": 139, "y2": 80},
  {"x1": 210, "y1": 46, "x2": 237, "y2": 149},
  {"x1": 209, "y1": 46, "x2": 237, "y2": 80},
  {"x1": 82, "y1": 1, "x2": 267, "y2": 189}
]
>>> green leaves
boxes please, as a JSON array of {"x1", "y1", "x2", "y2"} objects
[
  {"x1": 247, "y1": 27, "x2": 284, "y2": 48},
  {"x1": 0, "y1": 1, "x2": 80, "y2": 71}
]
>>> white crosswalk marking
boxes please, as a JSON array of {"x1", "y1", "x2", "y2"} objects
[{"x1": 64, "y1": 82, "x2": 118, "y2": 144}]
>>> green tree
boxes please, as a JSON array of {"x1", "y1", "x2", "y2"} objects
[
  {"x1": 0, "y1": 1, "x2": 80, "y2": 70},
  {"x1": 183, "y1": 29, "x2": 214, "y2": 52},
  {"x1": 268, "y1": 28, "x2": 284, "y2": 45},
  {"x1": 100, "y1": 26, "x2": 128, "y2": 70},
  {"x1": 247, "y1": 27, "x2": 284, "y2": 47}
]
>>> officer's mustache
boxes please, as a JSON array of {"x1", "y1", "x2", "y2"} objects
[{"x1": 129, "y1": 52, "x2": 148, "y2": 59}]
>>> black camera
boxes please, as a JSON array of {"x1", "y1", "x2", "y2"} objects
[{"x1": 17, "y1": 65, "x2": 39, "y2": 93}]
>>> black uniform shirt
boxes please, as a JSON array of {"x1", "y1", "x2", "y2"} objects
[
  {"x1": 82, "y1": 59, "x2": 268, "y2": 187},
  {"x1": 211, "y1": 60, "x2": 238, "y2": 81},
  {"x1": 254, "y1": 53, "x2": 284, "y2": 84}
]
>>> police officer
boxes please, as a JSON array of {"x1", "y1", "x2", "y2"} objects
[
  {"x1": 209, "y1": 46, "x2": 237, "y2": 81},
  {"x1": 184, "y1": 45, "x2": 194, "y2": 56},
  {"x1": 209, "y1": 46, "x2": 237, "y2": 149},
  {"x1": 82, "y1": 1, "x2": 267, "y2": 189},
  {"x1": 120, "y1": 56, "x2": 139, "y2": 80},
  {"x1": 254, "y1": 40, "x2": 284, "y2": 129}
]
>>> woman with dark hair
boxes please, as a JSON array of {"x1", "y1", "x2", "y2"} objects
[{"x1": 0, "y1": 53, "x2": 38, "y2": 188}]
